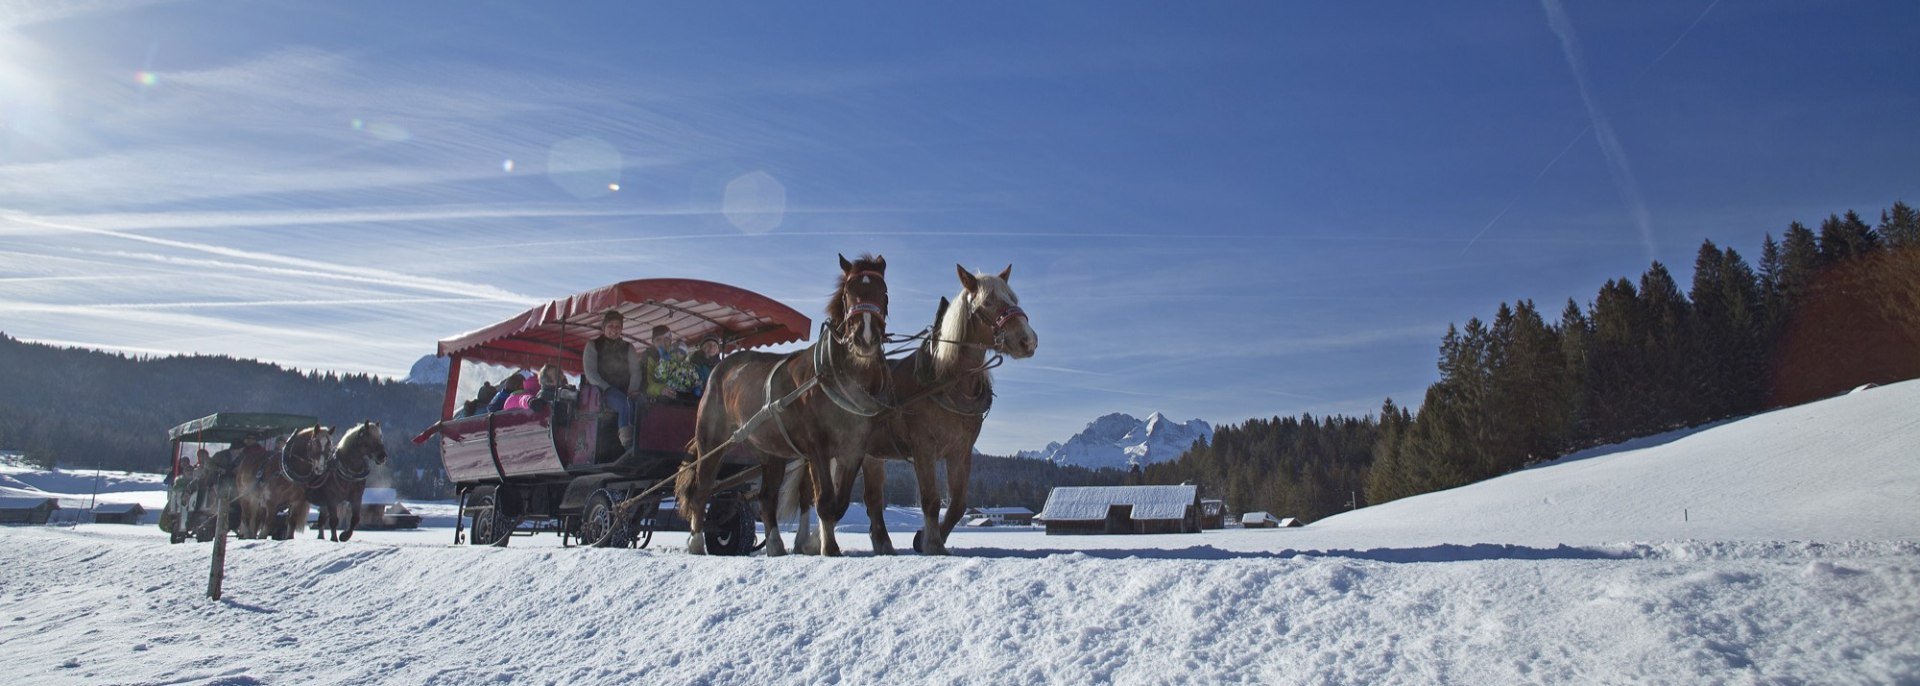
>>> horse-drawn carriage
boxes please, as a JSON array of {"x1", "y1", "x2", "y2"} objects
[
  {"x1": 160, "y1": 412, "x2": 322, "y2": 543},
  {"x1": 418, "y1": 278, "x2": 813, "y2": 554}
]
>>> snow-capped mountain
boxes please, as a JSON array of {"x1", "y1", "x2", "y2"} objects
[
  {"x1": 405, "y1": 355, "x2": 450, "y2": 386},
  {"x1": 1016, "y1": 412, "x2": 1213, "y2": 470}
]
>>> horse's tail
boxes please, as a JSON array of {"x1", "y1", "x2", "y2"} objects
[{"x1": 777, "y1": 459, "x2": 809, "y2": 524}]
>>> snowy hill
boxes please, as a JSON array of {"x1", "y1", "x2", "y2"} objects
[
  {"x1": 1016, "y1": 411, "x2": 1213, "y2": 469},
  {"x1": 1, "y1": 381, "x2": 1915, "y2": 684},
  {"x1": 405, "y1": 354, "x2": 450, "y2": 386}
]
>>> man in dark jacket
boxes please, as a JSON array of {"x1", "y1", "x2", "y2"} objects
[{"x1": 582, "y1": 310, "x2": 643, "y2": 453}]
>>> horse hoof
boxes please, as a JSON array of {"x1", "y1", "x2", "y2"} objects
[{"x1": 911, "y1": 529, "x2": 924, "y2": 553}]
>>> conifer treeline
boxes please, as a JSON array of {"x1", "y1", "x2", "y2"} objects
[
  {"x1": 1154, "y1": 201, "x2": 1920, "y2": 521},
  {"x1": 0, "y1": 336, "x2": 447, "y2": 497}
]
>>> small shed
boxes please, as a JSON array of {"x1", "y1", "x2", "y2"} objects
[
  {"x1": 0, "y1": 497, "x2": 60, "y2": 525},
  {"x1": 1199, "y1": 499, "x2": 1227, "y2": 529},
  {"x1": 968, "y1": 506, "x2": 1036, "y2": 526},
  {"x1": 91, "y1": 502, "x2": 147, "y2": 525},
  {"x1": 1038, "y1": 485, "x2": 1200, "y2": 535}
]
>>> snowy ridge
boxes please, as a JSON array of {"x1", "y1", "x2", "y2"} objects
[
  {"x1": 1016, "y1": 411, "x2": 1213, "y2": 469},
  {"x1": 1, "y1": 380, "x2": 1917, "y2": 684}
]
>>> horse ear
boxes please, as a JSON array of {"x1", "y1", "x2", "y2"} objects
[
  {"x1": 839, "y1": 254, "x2": 853, "y2": 273},
  {"x1": 874, "y1": 254, "x2": 886, "y2": 272},
  {"x1": 956, "y1": 264, "x2": 979, "y2": 292},
  {"x1": 998, "y1": 264, "x2": 1012, "y2": 283}
]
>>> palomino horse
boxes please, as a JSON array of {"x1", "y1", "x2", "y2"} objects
[
  {"x1": 676, "y1": 254, "x2": 891, "y2": 556},
  {"x1": 235, "y1": 426, "x2": 333, "y2": 540},
  {"x1": 309, "y1": 421, "x2": 388, "y2": 542},
  {"x1": 856, "y1": 264, "x2": 1037, "y2": 555}
]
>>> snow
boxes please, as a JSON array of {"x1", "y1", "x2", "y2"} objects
[
  {"x1": 1016, "y1": 412, "x2": 1214, "y2": 469},
  {"x1": 0, "y1": 461, "x2": 170, "y2": 515},
  {"x1": 2, "y1": 381, "x2": 1918, "y2": 684},
  {"x1": 1039, "y1": 484, "x2": 1199, "y2": 521}
]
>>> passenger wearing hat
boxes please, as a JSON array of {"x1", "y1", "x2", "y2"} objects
[
  {"x1": 637, "y1": 324, "x2": 679, "y2": 400},
  {"x1": 582, "y1": 310, "x2": 644, "y2": 453}
]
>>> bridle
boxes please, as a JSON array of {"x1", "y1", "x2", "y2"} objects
[{"x1": 836, "y1": 269, "x2": 888, "y2": 347}]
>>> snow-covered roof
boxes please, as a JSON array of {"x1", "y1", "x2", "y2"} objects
[
  {"x1": 91, "y1": 502, "x2": 144, "y2": 514},
  {"x1": 975, "y1": 506, "x2": 1034, "y2": 516},
  {"x1": 0, "y1": 496, "x2": 58, "y2": 510},
  {"x1": 1240, "y1": 511, "x2": 1272, "y2": 525},
  {"x1": 362, "y1": 488, "x2": 399, "y2": 506},
  {"x1": 1038, "y1": 485, "x2": 1197, "y2": 522}
]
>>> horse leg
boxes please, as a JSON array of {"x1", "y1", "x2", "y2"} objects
[
  {"x1": 341, "y1": 496, "x2": 359, "y2": 543},
  {"x1": 863, "y1": 457, "x2": 895, "y2": 555},
  {"x1": 289, "y1": 494, "x2": 310, "y2": 540},
  {"x1": 315, "y1": 498, "x2": 330, "y2": 540},
  {"x1": 938, "y1": 449, "x2": 973, "y2": 542},
  {"x1": 914, "y1": 454, "x2": 949, "y2": 555},
  {"x1": 759, "y1": 458, "x2": 788, "y2": 557},
  {"x1": 811, "y1": 455, "x2": 858, "y2": 557}
]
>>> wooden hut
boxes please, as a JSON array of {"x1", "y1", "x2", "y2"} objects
[
  {"x1": 1038, "y1": 485, "x2": 1200, "y2": 535},
  {"x1": 0, "y1": 497, "x2": 60, "y2": 525},
  {"x1": 90, "y1": 502, "x2": 146, "y2": 525},
  {"x1": 1199, "y1": 499, "x2": 1227, "y2": 529}
]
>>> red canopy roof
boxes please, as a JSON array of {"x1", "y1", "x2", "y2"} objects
[{"x1": 437, "y1": 279, "x2": 812, "y2": 374}]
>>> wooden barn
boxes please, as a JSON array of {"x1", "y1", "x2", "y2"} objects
[
  {"x1": 1038, "y1": 485, "x2": 1200, "y2": 535},
  {"x1": 0, "y1": 497, "x2": 60, "y2": 525},
  {"x1": 90, "y1": 502, "x2": 146, "y2": 525}
]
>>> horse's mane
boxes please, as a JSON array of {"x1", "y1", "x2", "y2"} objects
[
  {"x1": 827, "y1": 253, "x2": 887, "y2": 326},
  {"x1": 934, "y1": 271, "x2": 1015, "y2": 375},
  {"x1": 337, "y1": 421, "x2": 381, "y2": 453}
]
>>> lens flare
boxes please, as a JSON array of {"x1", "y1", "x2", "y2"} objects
[
  {"x1": 723, "y1": 171, "x2": 786, "y2": 234},
  {"x1": 502, "y1": 159, "x2": 515, "y2": 173},
  {"x1": 136, "y1": 71, "x2": 158, "y2": 87}
]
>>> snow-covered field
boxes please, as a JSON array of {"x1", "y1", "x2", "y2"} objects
[{"x1": 3, "y1": 381, "x2": 1918, "y2": 684}]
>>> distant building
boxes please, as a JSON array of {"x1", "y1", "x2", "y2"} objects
[
  {"x1": 1199, "y1": 499, "x2": 1227, "y2": 529},
  {"x1": 0, "y1": 497, "x2": 60, "y2": 525},
  {"x1": 1038, "y1": 485, "x2": 1200, "y2": 535},
  {"x1": 1239, "y1": 512, "x2": 1301, "y2": 528},
  {"x1": 967, "y1": 506, "x2": 1035, "y2": 526},
  {"x1": 90, "y1": 502, "x2": 146, "y2": 525}
]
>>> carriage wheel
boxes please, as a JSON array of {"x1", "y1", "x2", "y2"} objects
[
  {"x1": 470, "y1": 494, "x2": 516, "y2": 547},
  {"x1": 579, "y1": 491, "x2": 630, "y2": 549},
  {"x1": 703, "y1": 499, "x2": 757, "y2": 556}
]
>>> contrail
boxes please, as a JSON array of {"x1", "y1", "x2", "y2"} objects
[
  {"x1": 1642, "y1": 0, "x2": 1723, "y2": 75},
  {"x1": 1540, "y1": 0, "x2": 1657, "y2": 262},
  {"x1": 0, "y1": 212, "x2": 538, "y2": 304}
]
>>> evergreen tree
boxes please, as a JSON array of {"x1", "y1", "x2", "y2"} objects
[{"x1": 1878, "y1": 201, "x2": 1919, "y2": 248}]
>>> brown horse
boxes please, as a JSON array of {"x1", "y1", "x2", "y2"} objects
[
  {"x1": 676, "y1": 254, "x2": 891, "y2": 556},
  {"x1": 858, "y1": 264, "x2": 1037, "y2": 555},
  {"x1": 235, "y1": 426, "x2": 332, "y2": 540},
  {"x1": 308, "y1": 421, "x2": 387, "y2": 542}
]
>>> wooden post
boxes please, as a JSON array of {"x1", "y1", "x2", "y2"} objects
[{"x1": 208, "y1": 492, "x2": 229, "y2": 601}]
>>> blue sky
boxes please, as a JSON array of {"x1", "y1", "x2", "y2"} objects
[{"x1": 2, "y1": 1, "x2": 1917, "y2": 453}]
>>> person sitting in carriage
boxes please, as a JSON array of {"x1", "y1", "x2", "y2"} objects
[
  {"x1": 502, "y1": 372, "x2": 541, "y2": 412},
  {"x1": 582, "y1": 310, "x2": 643, "y2": 454},
  {"x1": 485, "y1": 372, "x2": 528, "y2": 414},
  {"x1": 689, "y1": 336, "x2": 724, "y2": 397},
  {"x1": 641, "y1": 326, "x2": 701, "y2": 403}
]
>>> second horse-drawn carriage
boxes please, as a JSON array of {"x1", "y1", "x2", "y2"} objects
[
  {"x1": 160, "y1": 412, "x2": 323, "y2": 543},
  {"x1": 418, "y1": 278, "x2": 814, "y2": 554}
]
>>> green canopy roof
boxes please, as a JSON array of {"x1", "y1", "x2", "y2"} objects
[{"x1": 167, "y1": 413, "x2": 321, "y2": 443}]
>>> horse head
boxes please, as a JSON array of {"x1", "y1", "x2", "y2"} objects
[
  {"x1": 831, "y1": 253, "x2": 889, "y2": 360},
  {"x1": 340, "y1": 420, "x2": 388, "y2": 467},
  {"x1": 954, "y1": 263, "x2": 1037, "y2": 360}
]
